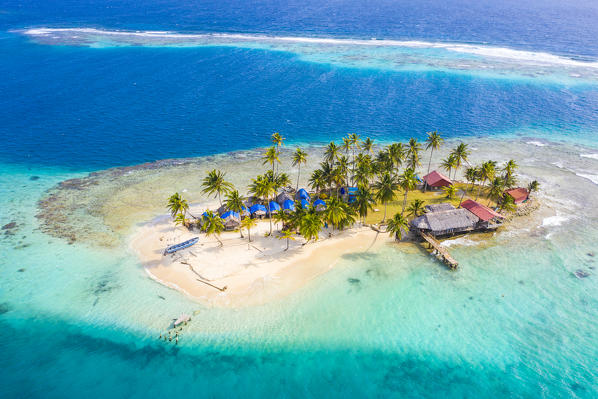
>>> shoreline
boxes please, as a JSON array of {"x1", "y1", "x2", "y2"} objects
[{"x1": 130, "y1": 207, "x2": 387, "y2": 308}]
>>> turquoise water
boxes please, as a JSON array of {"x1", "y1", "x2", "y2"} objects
[{"x1": 2, "y1": 138, "x2": 598, "y2": 397}]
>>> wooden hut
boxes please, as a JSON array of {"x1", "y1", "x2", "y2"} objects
[
  {"x1": 411, "y1": 208, "x2": 479, "y2": 237},
  {"x1": 505, "y1": 187, "x2": 529, "y2": 204},
  {"x1": 422, "y1": 170, "x2": 452, "y2": 190},
  {"x1": 460, "y1": 199, "x2": 504, "y2": 228}
]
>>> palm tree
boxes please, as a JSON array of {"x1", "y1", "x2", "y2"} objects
[
  {"x1": 274, "y1": 172, "x2": 291, "y2": 190},
  {"x1": 424, "y1": 130, "x2": 443, "y2": 191},
  {"x1": 398, "y1": 168, "x2": 418, "y2": 215},
  {"x1": 500, "y1": 195, "x2": 516, "y2": 213},
  {"x1": 167, "y1": 192, "x2": 189, "y2": 219},
  {"x1": 174, "y1": 213, "x2": 187, "y2": 227},
  {"x1": 487, "y1": 177, "x2": 505, "y2": 206},
  {"x1": 388, "y1": 143, "x2": 406, "y2": 177},
  {"x1": 323, "y1": 197, "x2": 346, "y2": 231},
  {"x1": 225, "y1": 190, "x2": 245, "y2": 237},
  {"x1": 262, "y1": 146, "x2": 280, "y2": 176},
  {"x1": 300, "y1": 212, "x2": 323, "y2": 244},
  {"x1": 528, "y1": 180, "x2": 540, "y2": 194},
  {"x1": 441, "y1": 155, "x2": 457, "y2": 181},
  {"x1": 324, "y1": 142, "x2": 338, "y2": 166},
  {"x1": 361, "y1": 137, "x2": 374, "y2": 154},
  {"x1": 372, "y1": 172, "x2": 397, "y2": 222},
  {"x1": 271, "y1": 132, "x2": 284, "y2": 173},
  {"x1": 348, "y1": 133, "x2": 360, "y2": 184},
  {"x1": 407, "y1": 138, "x2": 422, "y2": 170},
  {"x1": 406, "y1": 199, "x2": 426, "y2": 217},
  {"x1": 374, "y1": 149, "x2": 393, "y2": 174},
  {"x1": 249, "y1": 175, "x2": 277, "y2": 235},
  {"x1": 308, "y1": 169, "x2": 326, "y2": 195},
  {"x1": 476, "y1": 161, "x2": 497, "y2": 200},
  {"x1": 353, "y1": 187, "x2": 375, "y2": 224},
  {"x1": 443, "y1": 185, "x2": 457, "y2": 199},
  {"x1": 201, "y1": 170, "x2": 233, "y2": 206},
  {"x1": 203, "y1": 211, "x2": 224, "y2": 246},
  {"x1": 387, "y1": 212, "x2": 409, "y2": 241},
  {"x1": 240, "y1": 217, "x2": 257, "y2": 243},
  {"x1": 336, "y1": 155, "x2": 350, "y2": 192},
  {"x1": 503, "y1": 159, "x2": 518, "y2": 180},
  {"x1": 278, "y1": 229, "x2": 295, "y2": 251},
  {"x1": 272, "y1": 211, "x2": 288, "y2": 232},
  {"x1": 292, "y1": 148, "x2": 308, "y2": 192},
  {"x1": 465, "y1": 167, "x2": 478, "y2": 192},
  {"x1": 450, "y1": 143, "x2": 470, "y2": 180}
]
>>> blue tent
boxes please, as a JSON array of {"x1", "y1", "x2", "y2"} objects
[
  {"x1": 340, "y1": 187, "x2": 359, "y2": 196},
  {"x1": 313, "y1": 199, "x2": 326, "y2": 210},
  {"x1": 201, "y1": 211, "x2": 211, "y2": 218},
  {"x1": 220, "y1": 210, "x2": 240, "y2": 219},
  {"x1": 269, "y1": 201, "x2": 281, "y2": 213},
  {"x1": 300, "y1": 199, "x2": 310, "y2": 208},
  {"x1": 297, "y1": 188, "x2": 310, "y2": 200},
  {"x1": 283, "y1": 199, "x2": 295, "y2": 212},
  {"x1": 249, "y1": 204, "x2": 267, "y2": 215}
]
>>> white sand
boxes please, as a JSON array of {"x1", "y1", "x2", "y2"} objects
[{"x1": 130, "y1": 204, "x2": 386, "y2": 308}]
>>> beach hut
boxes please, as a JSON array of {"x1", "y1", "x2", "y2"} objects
[
  {"x1": 283, "y1": 199, "x2": 295, "y2": 213},
  {"x1": 276, "y1": 192, "x2": 294, "y2": 206},
  {"x1": 313, "y1": 199, "x2": 326, "y2": 211},
  {"x1": 217, "y1": 204, "x2": 228, "y2": 215},
  {"x1": 460, "y1": 199, "x2": 505, "y2": 227},
  {"x1": 269, "y1": 201, "x2": 281, "y2": 214},
  {"x1": 300, "y1": 199, "x2": 310, "y2": 209},
  {"x1": 411, "y1": 208, "x2": 479, "y2": 237},
  {"x1": 220, "y1": 210, "x2": 241, "y2": 230},
  {"x1": 296, "y1": 188, "x2": 310, "y2": 200},
  {"x1": 424, "y1": 203, "x2": 455, "y2": 213},
  {"x1": 423, "y1": 170, "x2": 452, "y2": 189},
  {"x1": 505, "y1": 187, "x2": 529, "y2": 204},
  {"x1": 249, "y1": 204, "x2": 267, "y2": 218}
]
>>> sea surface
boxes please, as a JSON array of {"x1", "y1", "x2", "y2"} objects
[{"x1": 1, "y1": 1, "x2": 598, "y2": 397}]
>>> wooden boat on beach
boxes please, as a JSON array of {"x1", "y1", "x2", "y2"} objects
[{"x1": 163, "y1": 237, "x2": 199, "y2": 255}]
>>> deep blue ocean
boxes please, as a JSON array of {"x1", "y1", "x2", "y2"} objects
[{"x1": 2, "y1": 1, "x2": 598, "y2": 398}]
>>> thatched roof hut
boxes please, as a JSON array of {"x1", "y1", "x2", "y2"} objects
[
  {"x1": 411, "y1": 208, "x2": 479, "y2": 236},
  {"x1": 425, "y1": 203, "x2": 455, "y2": 213},
  {"x1": 276, "y1": 192, "x2": 294, "y2": 205}
]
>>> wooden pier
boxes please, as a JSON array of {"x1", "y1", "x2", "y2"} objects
[{"x1": 420, "y1": 233, "x2": 459, "y2": 269}]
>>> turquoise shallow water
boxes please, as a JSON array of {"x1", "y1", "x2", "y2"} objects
[{"x1": 1, "y1": 137, "x2": 598, "y2": 397}]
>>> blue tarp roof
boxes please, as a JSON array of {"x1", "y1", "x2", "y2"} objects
[
  {"x1": 220, "y1": 210, "x2": 240, "y2": 219},
  {"x1": 300, "y1": 199, "x2": 310, "y2": 208},
  {"x1": 249, "y1": 204, "x2": 267, "y2": 214},
  {"x1": 313, "y1": 199, "x2": 326, "y2": 208},
  {"x1": 283, "y1": 199, "x2": 295, "y2": 211},
  {"x1": 202, "y1": 211, "x2": 211, "y2": 218},
  {"x1": 340, "y1": 187, "x2": 359, "y2": 195},
  {"x1": 269, "y1": 201, "x2": 281, "y2": 212},
  {"x1": 297, "y1": 188, "x2": 310, "y2": 200}
]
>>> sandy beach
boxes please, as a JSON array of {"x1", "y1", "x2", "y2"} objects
[{"x1": 130, "y1": 204, "x2": 386, "y2": 308}]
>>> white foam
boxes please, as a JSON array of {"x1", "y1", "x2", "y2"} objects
[
  {"x1": 580, "y1": 153, "x2": 598, "y2": 160},
  {"x1": 575, "y1": 173, "x2": 598, "y2": 185},
  {"x1": 441, "y1": 237, "x2": 479, "y2": 247},
  {"x1": 527, "y1": 141, "x2": 547, "y2": 147},
  {"x1": 541, "y1": 215, "x2": 569, "y2": 227},
  {"x1": 20, "y1": 28, "x2": 598, "y2": 70}
]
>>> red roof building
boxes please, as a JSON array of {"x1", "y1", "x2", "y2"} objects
[
  {"x1": 505, "y1": 187, "x2": 529, "y2": 204},
  {"x1": 423, "y1": 170, "x2": 452, "y2": 188},
  {"x1": 460, "y1": 199, "x2": 504, "y2": 221}
]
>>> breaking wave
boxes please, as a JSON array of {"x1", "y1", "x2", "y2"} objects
[{"x1": 18, "y1": 28, "x2": 598, "y2": 83}]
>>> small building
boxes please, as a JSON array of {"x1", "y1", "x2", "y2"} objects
[
  {"x1": 460, "y1": 199, "x2": 504, "y2": 227},
  {"x1": 425, "y1": 203, "x2": 455, "y2": 213},
  {"x1": 249, "y1": 204, "x2": 267, "y2": 218},
  {"x1": 282, "y1": 199, "x2": 295, "y2": 213},
  {"x1": 220, "y1": 211, "x2": 241, "y2": 230},
  {"x1": 505, "y1": 187, "x2": 529, "y2": 204},
  {"x1": 411, "y1": 208, "x2": 479, "y2": 236},
  {"x1": 313, "y1": 199, "x2": 326, "y2": 211},
  {"x1": 268, "y1": 201, "x2": 281, "y2": 215},
  {"x1": 423, "y1": 170, "x2": 452, "y2": 189},
  {"x1": 296, "y1": 188, "x2": 310, "y2": 201},
  {"x1": 276, "y1": 192, "x2": 294, "y2": 206}
]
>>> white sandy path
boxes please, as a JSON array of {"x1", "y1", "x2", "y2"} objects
[{"x1": 129, "y1": 206, "x2": 386, "y2": 308}]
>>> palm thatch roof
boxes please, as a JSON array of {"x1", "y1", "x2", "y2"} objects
[
  {"x1": 424, "y1": 203, "x2": 455, "y2": 213},
  {"x1": 411, "y1": 208, "x2": 479, "y2": 233}
]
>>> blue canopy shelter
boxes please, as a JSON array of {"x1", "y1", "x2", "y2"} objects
[
  {"x1": 249, "y1": 204, "x2": 267, "y2": 216},
  {"x1": 300, "y1": 199, "x2": 310, "y2": 208},
  {"x1": 340, "y1": 187, "x2": 359, "y2": 196},
  {"x1": 283, "y1": 199, "x2": 295, "y2": 212},
  {"x1": 296, "y1": 188, "x2": 310, "y2": 200},
  {"x1": 220, "y1": 210, "x2": 240, "y2": 220},
  {"x1": 313, "y1": 199, "x2": 326, "y2": 211},
  {"x1": 269, "y1": 201, "x2": 281, "y2": 214}
]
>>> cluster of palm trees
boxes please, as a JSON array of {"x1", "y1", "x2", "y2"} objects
[{"x1": 167, "y1": 130, "x2": 538, "y2": 246}]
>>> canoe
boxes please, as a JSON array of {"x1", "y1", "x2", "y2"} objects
[{"x1": 163, "y1": 237, "x2": 199, "y2": 255}]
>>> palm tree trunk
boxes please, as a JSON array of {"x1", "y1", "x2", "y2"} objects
[
  {"x1": 383, "y1": 202, "x2": 387, "y2": 222},
  {"x1": 296, "y1": 164, "x2": 301, "y2": 192},
  {"x1": 286, "y1": 238, "x2": 289, "y2": 251},
  {"x1": 268, "y1": 197, "x2": 273, "y2": 235},
  {"x1": 248, "y1": 228, "x2": 252, "y2": 242},
  {"x1": 218, "y1": 192, "x2": 222, "y2": 206},
  {"x1": 402, "y1": 190, "x2": 408, "y2": 215},
  {"x1": 424, "y1": 149, "x2": 434, "y2": 192},
  {"x1": 476, "y1": 179, "x2": 486, "y2": 201}
]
